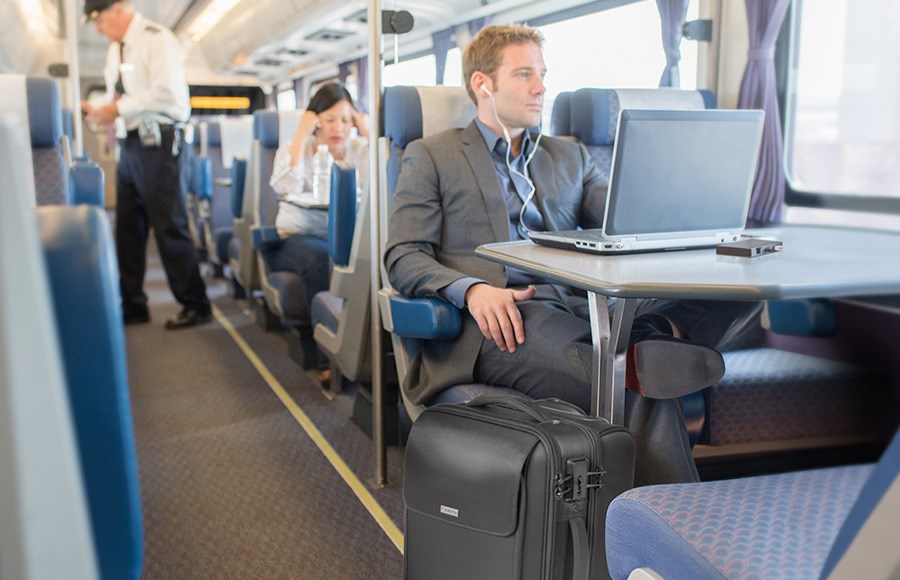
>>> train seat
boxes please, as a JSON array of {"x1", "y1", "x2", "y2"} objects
[
  {"x1": 4, "y1": 74, "x2": 67, "y2": 204},
  {"x1": 186, "y1": 132, "x2": 211, "y2": 259},
  {"x1": 203, "y1": 118, "x2": 252, "y2": 277},
  {"x1": 3, "y1": 75, "x2": 104, "y2": 207},
  {"x1": 230, "y1": 110, "x2": 289, "y2": 300},
  {"x1": 249, "y1": 111, "x2": 325, "y2": 364},
  {"x1": 606, "y1": 428, "x2": 900, "y2": 579},
  {"x1": 39, "y1": 204, "x2": 144, "y2": 580},
  {"x1": 226, "y1": 156, "x2": 249, "y2": 298},
  {"x1": 377, "y1": 85, "x2": 528, "y2": 421},
  {"x1": 569, "y1": 87, "x2": 712, "y2": 180},
  {"x1": 311, "y1": 163, "x2": 372, "y2": 383},
  {"x1": 0, "y1": 115, "x2": 99, "y2": 578},
  {"x1": 549, "y1": 90, "x2": 573, "y2": 136}
]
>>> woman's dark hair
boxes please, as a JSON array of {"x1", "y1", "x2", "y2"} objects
[{"x1": 306, "y1": 83, "x2": 355, "y2": 114}]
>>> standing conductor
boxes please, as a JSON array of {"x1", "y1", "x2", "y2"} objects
[{"x1": 81, "y1": 0, "x2": 211, "y2": 329}]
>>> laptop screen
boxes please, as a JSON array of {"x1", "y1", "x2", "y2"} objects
[{"x1": 603, "y1": 109, "x2": 764, "y2": 237}]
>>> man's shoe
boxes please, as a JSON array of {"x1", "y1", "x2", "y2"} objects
[
  {"x1": 123, "y1": 310, "x2": 150, "y2": 325},
  {"x1": 165, "y1": 308, "x2": 212, "y2": 330},
  {"x1": 626, "y1": 313, "x2": 725, "y2": 399},
  {"x1": 627, "y1": 337, "x2": 725, "y2": 399}
]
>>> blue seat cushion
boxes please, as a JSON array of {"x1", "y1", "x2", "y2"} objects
[
  {"x1": 709, "y1": 349, "x2": 888, "y2": 445},
  {"x1": 606, "y1": 464, "x2": 873, "y2": 579}
]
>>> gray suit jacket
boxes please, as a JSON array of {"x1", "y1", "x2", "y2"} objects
[{"x1": 384, "y1": 121, "x2": 608, "y2": 404}]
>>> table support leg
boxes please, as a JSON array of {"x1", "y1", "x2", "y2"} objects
[{"x1": 588, "y1": 293, "x2": 636, "y2": 424}]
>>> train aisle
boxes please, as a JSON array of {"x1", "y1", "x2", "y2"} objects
[{"x1": 123, "y1": 242, "x2": 403, "y2": 578}]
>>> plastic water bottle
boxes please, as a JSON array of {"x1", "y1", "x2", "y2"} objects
[{"x1": 312, "y1": 144, "x2": 333, "y2": 202}]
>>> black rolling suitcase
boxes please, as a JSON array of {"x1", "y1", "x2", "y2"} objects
[{"x1": 403, "y1": 396, "x2": 635, "y2": 580}]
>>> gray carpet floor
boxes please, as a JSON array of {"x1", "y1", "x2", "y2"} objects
[{"x1": 126, "y1": 246, "x2": 403, "y2": 579}]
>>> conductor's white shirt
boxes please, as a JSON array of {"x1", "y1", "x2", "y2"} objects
[{"x1": 102, "y1": 12, "x2": 190, "y2": 130}]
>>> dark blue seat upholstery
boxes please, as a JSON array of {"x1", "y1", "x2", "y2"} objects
[
  {"x1": 38, "y1": 205, "x2": 144, "y2": 580},
  {"x1": 606, "y1": 429, "x2": 900, "y2": 578}
]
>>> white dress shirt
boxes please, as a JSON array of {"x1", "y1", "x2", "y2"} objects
[
  {"x1": 103, "y1": 12, "x2": 190, "y2": 130},
  {"x1": 270, "y1": 135, "x2": 368, "y2": 238}
]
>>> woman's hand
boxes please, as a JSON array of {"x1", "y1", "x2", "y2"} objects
[
  {"x1": 290, "y1": 110, "x2": 320, "y2": 166},
  {"x1": 352, "y1": 110, "x2": 370, "y2": 138}
]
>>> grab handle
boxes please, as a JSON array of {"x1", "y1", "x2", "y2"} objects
[{"x1": 466, "y1": 395, "x2": 550, "y2": 423}]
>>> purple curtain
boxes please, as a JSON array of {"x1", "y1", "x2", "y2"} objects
[
  {"x1": 356, "y1": 55, "x2": 369, "y2": 114},
  {"x1": 433, "y1": 28, "x2": 453, "y2": 85},
  {"x1": 656, "y1": 0, "x2": 690, "y2": 87},
  {"x1": 738, "y1": 0, "x2": 790, "y2": 225},
  {"x1": 467, "y1": 17, "x2": 491, "y2": 37},
  {"x1": 338, "y1": 61, "x2": 352, "y2": 85}
]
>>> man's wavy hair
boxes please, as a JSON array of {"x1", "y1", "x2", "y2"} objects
[{"x1": 462, "y1": 25, "x2": 544, "y2": 104}]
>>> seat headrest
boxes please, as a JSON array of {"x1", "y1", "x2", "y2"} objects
[
  {"x1": 570, "y1": 88, "x2": 710, "y2": 146},
  {"x1": 254, "y1": 111, "x2": 279, "y2": 148},
  {"x1": 253, "y1": 110, "x2": 301, "y2": 149},
  {"x1": 26, "y1": 77, "x2": 63, "y2": 148},
  {"x1": 383, "y1": 86, "x2": 476, "y2": 148},
  {"x1": 550, "y1": 91, "x2": 573, "y2": 136}
]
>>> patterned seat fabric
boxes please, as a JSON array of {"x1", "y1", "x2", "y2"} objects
[
  {"x1": 607, "y1": 464, "x2": 873, "y2": 579},
  {"x1": 710, "y1": 349, "x2": 889, "y2": 445},
  {"x1": 28, "y1": 77, "x2": 67, "y2": 205}
]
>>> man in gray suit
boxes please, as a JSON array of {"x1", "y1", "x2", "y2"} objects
[{"x1": 385, "y1": 25, "x2": 758, "y2": 485}]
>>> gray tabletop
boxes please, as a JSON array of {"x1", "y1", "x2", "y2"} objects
[{"x1": 476, "y1": 225, "x2": 900, "y2": 301}]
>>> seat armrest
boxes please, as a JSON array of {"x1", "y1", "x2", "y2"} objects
[
  {"x1": 251, "y1": 225, "x2": 282, "y2": 250},
  {"x1": 388, "y1": 294, "x2": 462, "y2": 340},
  {"x1": 69, "y1": 160, "x2": 104, "y2": 206}
]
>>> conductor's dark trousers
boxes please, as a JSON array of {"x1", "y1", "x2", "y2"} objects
[{"x1": 116, "y1": 125, "x2": 209, "y2": 317}]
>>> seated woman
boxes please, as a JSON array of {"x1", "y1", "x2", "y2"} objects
[{"x1": 267, "y1": 83, "x2": 369, "y2": 322}]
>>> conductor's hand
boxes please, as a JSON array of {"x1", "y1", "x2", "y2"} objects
[{"x1": 465, "y1": 284, "x2": 537, "y2": 353}]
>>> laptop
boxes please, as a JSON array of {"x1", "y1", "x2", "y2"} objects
[{"x1": 528, "y1": 108, "x2": 765, "y2": 254}]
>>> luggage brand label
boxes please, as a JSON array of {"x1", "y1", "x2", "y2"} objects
[{"x1": 440, "y1": 505, "x2": 459, "y2": 518}]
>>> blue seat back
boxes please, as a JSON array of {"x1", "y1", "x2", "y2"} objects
[
  {"x1": 230, "y1": 156, "x2": 248, "y2": 219},
  {"x1": 39, "y1": 205, "x2": 144, "y2": 580},
  {"x1": 0, "y1": 115, "x2": 98, "y2": 578},
  {"x1": 569, "y1": 88, "x2": 713, "y2": 182},
  {"x1": 549, "y1": 91, "x2": 573, "y2": 136},
  {"x1": 27, "y1": 76, "x2": 68, "y2": 205},
  {"x1": 327, "y1": 163, "x2": 357, "y2": 267},
  {"x1": 254, "y1": 111, "x2": 298, "y2": 228}
]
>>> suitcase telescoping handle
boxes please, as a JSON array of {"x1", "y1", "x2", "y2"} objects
[{"x1": 466, "y1": 395, "x2": 550, "y2": 423}]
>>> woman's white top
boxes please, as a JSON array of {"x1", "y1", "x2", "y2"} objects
[{"x1": 269, "y1": 135, "x2": 368, "y2": 239}]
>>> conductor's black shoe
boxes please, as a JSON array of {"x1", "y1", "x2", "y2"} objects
[
  {"x1": 165, "y1": 308, "x2": 212, "y2": 330},
  {"x1": 123, "y1": 310, "x2": 150, "y2": 325},
  {"x1": 626, "y1": 314, "x2": 725, "y2": 399}
]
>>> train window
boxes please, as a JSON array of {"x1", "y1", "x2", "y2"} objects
[
  {"x1": 540, "y1": 0, "x2": 699, "y2": 128},
  {"x1": 276, "y1": 89, "x2": 297, "y2": 111},
  {"x1": 785, "y1": 0, "x2": 900, "y2": 198},
  {"x1": 383, "y1": 48, "x2": 463, "y2": 87}
]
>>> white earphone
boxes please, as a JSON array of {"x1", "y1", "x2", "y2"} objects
[{"x1": 480, "y1": 80, "x2": 542, "y2": 236}]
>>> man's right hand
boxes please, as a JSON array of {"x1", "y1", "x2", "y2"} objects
[{"x1": 465, "y1": 284, "x2": 537, "y2": 353}]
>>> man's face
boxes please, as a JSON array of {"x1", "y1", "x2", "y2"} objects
[
  {"x1": 490, "y1": 42, "x2": 546, "y2": 131},
  {"x1": 93, "y1": 3, "x2": 128, "y2": 43}
]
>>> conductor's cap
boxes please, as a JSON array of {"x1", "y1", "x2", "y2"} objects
[{"x1": 82, "y1": 0, "x2": 119, "y2": 23}]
